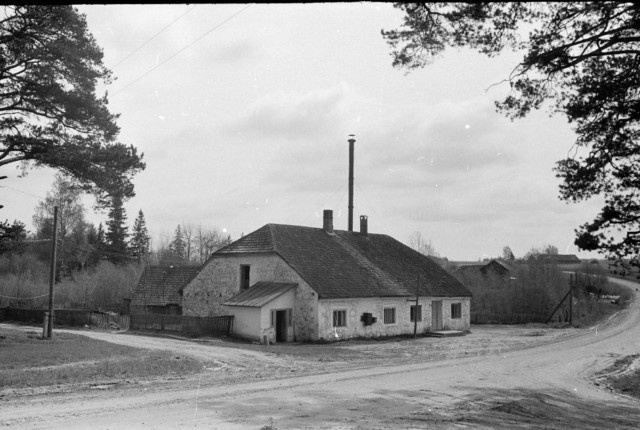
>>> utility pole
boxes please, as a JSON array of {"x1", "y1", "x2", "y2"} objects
[
  {"x1": 46, "y1": 206, "x2": 58, "y2": 339},
  {"x1": 414, "y1": 276, "x2": 420, "y2": 338}
]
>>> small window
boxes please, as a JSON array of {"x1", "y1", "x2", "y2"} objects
[
  {"x1": 383, "y1": 307, "x2": 396, "y2": 324},
  {"x1": 333, "y1": 310, "x2": 347, "y2": 327},
  {"x1": 410, "y1": 305, "x2": 422, "y2": 322},
  {"x1": 451, "y1": 303, "x2": 462, "y2": 319},
  {"x1": 240, "y1": 265, "x2": 250, "y2": 290}
]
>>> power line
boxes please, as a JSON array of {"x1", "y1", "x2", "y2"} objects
[
  {"x1": 112, "y1": 4, "x2": 252, "y2": 97},
  {"x1": 112, "y1": 5, "x2": 198, "y2": 69},
  {"x1": 0, "y1": 184, "x2": 42, "y2": 201}
]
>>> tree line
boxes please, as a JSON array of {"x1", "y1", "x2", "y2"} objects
[
  {"x1": 0, "y1": 174, "x2": 232, "y2": 310},
  {"x1": 410, "y1": 231, "x2": 621, "y2": 325}
]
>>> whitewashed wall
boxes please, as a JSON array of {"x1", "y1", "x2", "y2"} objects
[{"x1": 317, "y1": 296, "x2": 470, "y2": 341}]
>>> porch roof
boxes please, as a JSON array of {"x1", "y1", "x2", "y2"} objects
[{"x1": 223, "y1": 281, "x2": 297, "y2": 308}]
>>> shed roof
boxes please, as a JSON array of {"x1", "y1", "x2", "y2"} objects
[
  {"x1": 131, "y1": 265, "x2": 200, "y2": 307},
  {"x1": 213, "y1": 223, "x2": 471, "y2": 300},
  {"x1": 223, "y1": 281, "x2": 298, "y2": 307}
]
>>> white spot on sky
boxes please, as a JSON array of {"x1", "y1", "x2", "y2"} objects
[{"x1": 465, "y1": 124, "x2": 470, "y2": 129}]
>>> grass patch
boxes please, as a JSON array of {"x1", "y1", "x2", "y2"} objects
[
  {"x1": 603, "y1": 354, "x2": 640, "y2": 399},
  {"x1": 0, "y1": 327, "x2": 203, "y2": 389},
  {"x1": 610, "y1": 370, "x2": 640, "y2": 398}
]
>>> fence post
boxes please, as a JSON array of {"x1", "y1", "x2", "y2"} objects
[{"x1": 42, "y1": 312, "x2": 49, "y2": 338}]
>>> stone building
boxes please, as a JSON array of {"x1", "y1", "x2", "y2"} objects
[{"x1": 181, "y1": 210, "x2": 472, "y2": 342}]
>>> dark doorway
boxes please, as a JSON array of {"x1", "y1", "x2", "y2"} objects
[
  {"x1": 432, "y1": 301, "x2": 443, "y2": 331},
  {"x1": 275, "y1": 310, "x2": 288, "y2": 342}
]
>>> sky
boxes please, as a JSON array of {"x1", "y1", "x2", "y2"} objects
[{"x1": 1, "y1": 3, "x2": 605, "y2": 262}]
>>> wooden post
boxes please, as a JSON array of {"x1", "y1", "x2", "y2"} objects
[
  {"x1": 569, "y1": 278, "x2": 573, "y2": 325},
  {"x1": 42, "y1": 312, "x2": 49, "y2": 338},
  {"x1": 414, "y1": 276, "x2": 419, "y2": 338},
  {"x1": 46, "y1": 206, "x2": 58, "y2": 339}
]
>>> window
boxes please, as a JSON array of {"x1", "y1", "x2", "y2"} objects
[
  {"x1": 383, "y1": 307, "x2": 396, "y2": 324},
  {"x1": 240, "y1": 265, "x2": 250, "y2": 290},
  {"x1": 410, "y1": 305, "x2": 422, "y2": 322},
  {"x1": 451, "y1": 303, "x2": 462, "y2": 319},
  {"x1": 333, "y1": 310, "x2": 347, "y2": 327}
]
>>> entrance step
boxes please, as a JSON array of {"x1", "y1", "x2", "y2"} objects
[{"x1": 425, "y1": 330, "x2": 466, "y2": 338}]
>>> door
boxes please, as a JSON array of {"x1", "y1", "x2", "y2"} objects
[
  {"x1": 275, "y1": 310, "x2": 288, "y2": 342},
  {"x1": 431, "y1": 301, "x2": 443, "y2": 331}
]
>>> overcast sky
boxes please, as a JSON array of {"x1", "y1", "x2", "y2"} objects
[{"x1": 1, "y1": 3, "x2": 604, "y2": 262}]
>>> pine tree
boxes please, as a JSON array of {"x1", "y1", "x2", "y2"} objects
[
  {"x1": 86, "y1": 223, "x2": 106, "y2": 266},
  {"x1": 170, "y1": 225, "x2": 186, "y2": 262},
  {"x1": 0, "y1": 6, "x2": 145, "y2": 208},
  {"x1": 105, "y1": 194, "x2": 129, "y2": 264},
  {"x1": 130, "y1": 210, "x2": 150, "y2": 263}
]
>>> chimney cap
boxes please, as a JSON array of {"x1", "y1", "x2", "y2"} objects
[{"x1": 359, "y1": 214, "x2": 368, "y2": 236}]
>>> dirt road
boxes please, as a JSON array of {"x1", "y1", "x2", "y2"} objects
[{"x1": 2, "y1": 278, "x2": 640, "y2": 429}]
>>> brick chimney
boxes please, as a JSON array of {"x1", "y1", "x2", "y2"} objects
[
  {"x1": 360, "y1": 215, "x2": 368, "y2": 236},
  {"x1": 323, "y1": 209, "x2": 333, "y2": 233}
]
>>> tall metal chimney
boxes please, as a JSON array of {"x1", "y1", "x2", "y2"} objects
[{"x1": 348, "y1": 134, "x2": 355, "y2": 231}]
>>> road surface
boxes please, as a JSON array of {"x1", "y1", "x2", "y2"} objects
[{"x1": 2, "y1": 278, "x2": 640, "y2": 429}]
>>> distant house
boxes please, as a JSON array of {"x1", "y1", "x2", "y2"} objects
[
  {"x1": 130, "y1": 265, "x2": 200, "y2": 315},
  {"x1": 456, "y1": 259, "x2": 512, "y2": 278},
  {"x1": 181, "y1": 210, "x2": 472, "y2": 343},
  {"x1": 536, "y1": 254, "x2": 581, "y2": 264}
]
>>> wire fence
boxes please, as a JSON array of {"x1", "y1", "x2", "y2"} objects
[{"x1": 0, "y1": 307, "x2": 129, "y2": 330}]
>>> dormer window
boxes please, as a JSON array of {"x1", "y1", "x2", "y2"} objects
[{"x1": 240, "y1": 265, "x2": 250, "y2": 290}]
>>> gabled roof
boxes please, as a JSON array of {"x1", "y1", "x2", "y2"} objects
[
  {"x1": 213, "y1": 224, "x2": 471, "y2": 299},
  {"x1": 537, "y1": 254, "x2": 581, "y2": 264},
  {"x1": 223, "y1": 282, "x2": 298, "y2": 307},
  {"x1": 456, "y1": 259, "x2": 513, "y2": 278},
  {"x1": 131, "y1": 265, "x2": 200, "y2": 306}
]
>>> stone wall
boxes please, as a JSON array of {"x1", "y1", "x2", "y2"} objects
[
  {"x1": 182, "y1": 252, "x2": 319, "y2": 341},
  {"x1": 440, "y1": 297, "x2": 471, "y2": 331}
]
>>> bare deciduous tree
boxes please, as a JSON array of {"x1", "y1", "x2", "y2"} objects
[{"x1": 408, "y1": 231, "x2": 440, "y2": 258}]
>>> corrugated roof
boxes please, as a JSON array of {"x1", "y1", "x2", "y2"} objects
[
  {"x1": 223, "y1": 281, "x2": 298, "y2": 307},
  {"x1": 131, "y1": 265, "x2": 200, "y2": 307},
  {"x1": 214, "y1": 223, "x2": 471, "y2": 299}
]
